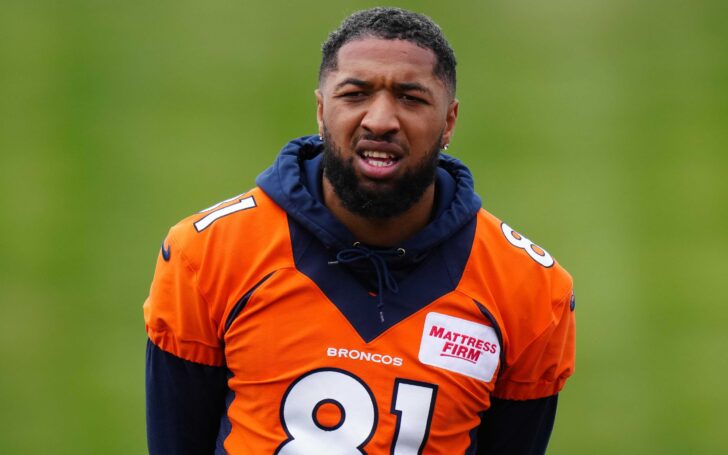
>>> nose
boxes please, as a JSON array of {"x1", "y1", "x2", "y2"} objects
[{"x1": 360, "y1": 93, "x2": 400, "y2": 136}]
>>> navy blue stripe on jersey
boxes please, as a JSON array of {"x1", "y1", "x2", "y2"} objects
[
  {"x1": 224, "y1": 272, "x2": 275, "y2": 332},
  {"x1": 214, "y1": 374, "x2": 236, "y2": 454},
  {"x1": 465, "y1": 411, "x2": 487, "y2": 455},
  {"x1": 146, "y1": 339, "x2": 229, "y2": 455},
  {"x1": 288, "y1": 215, "x2": 477, "y2": 342},
  {"x1": 474, "y1": 395, "x2": 558, "y2": 454},
  {"x1": 475, "y1": 301, "x2": 507, "y2": 367}
]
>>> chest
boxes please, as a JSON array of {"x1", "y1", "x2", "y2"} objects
[{"x1": 222, "y1": 269, "x2": 501, "y2": 454}]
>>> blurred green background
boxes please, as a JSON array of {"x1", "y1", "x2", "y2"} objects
[{"x1": 1, "y1": 0, "x2": 726, "y2": 453}]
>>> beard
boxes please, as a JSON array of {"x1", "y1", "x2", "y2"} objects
[{"x1": 321, "y1": 128, "x2": 442, "y2": 219}]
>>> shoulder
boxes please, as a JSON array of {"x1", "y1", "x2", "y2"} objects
[
  {"x1": 461, "y1": 209, "x2": 576, "y2": 398},
  {"x1": 164, "y1": 188, "x2": 293, "y2": 278},
  {"x1": 470, "y1": 208, "x2": 572, "y2": 294},
  {"x1": 458, "y1": 207, "x2": 573, "y2": 341},
  {"x1": 145, "y1": 188, "x2": 292, "y2": 365}
]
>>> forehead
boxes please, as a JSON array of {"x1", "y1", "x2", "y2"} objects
[{"x1": 327, "y1": 38, "x2": 440, "y2": 87}]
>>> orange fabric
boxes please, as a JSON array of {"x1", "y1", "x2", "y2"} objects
[
  {"x1": 458, "y1": 209, "x2": 575, "y2": 400},
  {"x1": 221, "y1": 271, "x2": 495, "y2": 453},
  {"x1": 143, "y1": 190, "x2": 575, "y2": 453},
  {"x1": 143, "y1": 188, "x2": 293, "y2": 366}
]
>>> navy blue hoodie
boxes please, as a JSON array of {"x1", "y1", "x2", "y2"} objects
[{"x1": 256, "y1": 135, "x2": 483, "y2": 336}]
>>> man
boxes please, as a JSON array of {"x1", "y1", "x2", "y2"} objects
[{"x1": 144, "y1": 7, "x2": 575, "y2": 454}]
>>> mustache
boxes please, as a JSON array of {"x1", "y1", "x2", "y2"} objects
[{"x1": 354, "y1": 132, "x2": 398, "y2": 144}]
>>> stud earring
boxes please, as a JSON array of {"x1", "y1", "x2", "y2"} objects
[{"x1": 442, "y1": 143, "x2": 449, "y2": 151}]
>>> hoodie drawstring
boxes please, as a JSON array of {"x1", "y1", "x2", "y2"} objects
[{"x1": 328, "y1": 243, "x2": 403, "y2": 323}]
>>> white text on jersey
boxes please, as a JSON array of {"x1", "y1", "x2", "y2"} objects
[{"x1": 327, "y1": 347, "x2": 404, "y2": 367}]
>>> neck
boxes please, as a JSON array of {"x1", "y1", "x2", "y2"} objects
[{"x1": 322, "y1": 177, "x2": 435, "y2": 247}]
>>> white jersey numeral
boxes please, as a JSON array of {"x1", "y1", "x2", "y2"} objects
[
  {"x1": 501, "y1": 222, "x2": 555, "y2": 267},
  {"x1": 276, "y1": 369, "x2": 436, "y2": 454},
  {"x1": 391, "y1": 379, "x2": 438, "y2": 455},
  {"x1": 193, "y1": 196, "x2": 256, "y2": 232},
  {"x1": 277, "y1": 369, "x2": 375, "y2": 454}
]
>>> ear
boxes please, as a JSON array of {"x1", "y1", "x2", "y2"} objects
[
  {"x1": 315, "y1": 89, "x2": 324, "y2": 137},
  {"x1": 442, "y1": 99, "x2": 459, "y2": 148}
]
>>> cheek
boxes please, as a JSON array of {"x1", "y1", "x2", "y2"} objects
[
  {"x1": 404, "y1": 114, "x2": 444, "y2": 141},
  {"x1": 325, "y1": 108, "x2": 361, "y2": 135}
]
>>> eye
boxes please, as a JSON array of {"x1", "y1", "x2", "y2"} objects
[
  {"x1": 339, "y1": 91, "x2": 368, "y2": 100},
  {"x1": 399, "y1": 94, "x2": 427, "y2": 105}
]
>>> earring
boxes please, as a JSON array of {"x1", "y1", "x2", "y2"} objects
[
  {"x1": 442, "y1": 143, "x2": 449, "y2": 151},
  {"x1": 318, "y1": 134, "x2": 323, "y2": 141}
]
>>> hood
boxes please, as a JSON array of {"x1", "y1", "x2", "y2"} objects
[{"x1": 256, "y1": 135, "x2": 482, "y2": 260}]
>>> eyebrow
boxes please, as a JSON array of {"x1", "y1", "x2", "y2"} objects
[
  {"x1": 334, "y1": 78, "x2": 434, "y2": 97},
  {"x1": 395, "y1": 82, "x2": 434, "y2": 97},
  {"x1": 334, "y1": 78, "x2": 372, "y2": 90}
]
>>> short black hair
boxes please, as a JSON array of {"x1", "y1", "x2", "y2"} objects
[{"x1": 319, "y1": 7, "x2": 457, "y2": 96}]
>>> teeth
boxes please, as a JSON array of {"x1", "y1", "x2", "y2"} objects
[{"x1": 362, "y1": 150, "x2": 394, "y2": 160}]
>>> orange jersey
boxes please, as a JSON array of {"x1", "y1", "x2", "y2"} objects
[{"x1": 144, "y1": 186, "x2": 574, "y2": 454}]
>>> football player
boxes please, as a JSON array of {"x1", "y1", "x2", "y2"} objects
[{"x1": 145, "y1": 7, "x2": 575, "y2": 454}]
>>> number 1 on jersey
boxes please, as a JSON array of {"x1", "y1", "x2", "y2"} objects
[
  {"x1": 194, "y1": 196, "x2": 256, "y2": 232},
  {"x1": 391, "y1": 379, "x2": 438, "y2": 455}
]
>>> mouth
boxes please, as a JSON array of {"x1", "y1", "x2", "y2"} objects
[
  {"x1": 360, "y1": 150, "x2": 399, "y2": 168},
  {"x1": 355, "y1": 139, "x2": 403, "y2": 166}
]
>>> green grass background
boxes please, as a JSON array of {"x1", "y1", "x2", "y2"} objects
[{"x1": 1, "y1": 0, "x2": 726, "y2": 453}]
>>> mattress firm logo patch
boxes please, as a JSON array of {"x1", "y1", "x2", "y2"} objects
[{"x1": 418, "y1": 312, "x2": 500, "y2": 382}]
